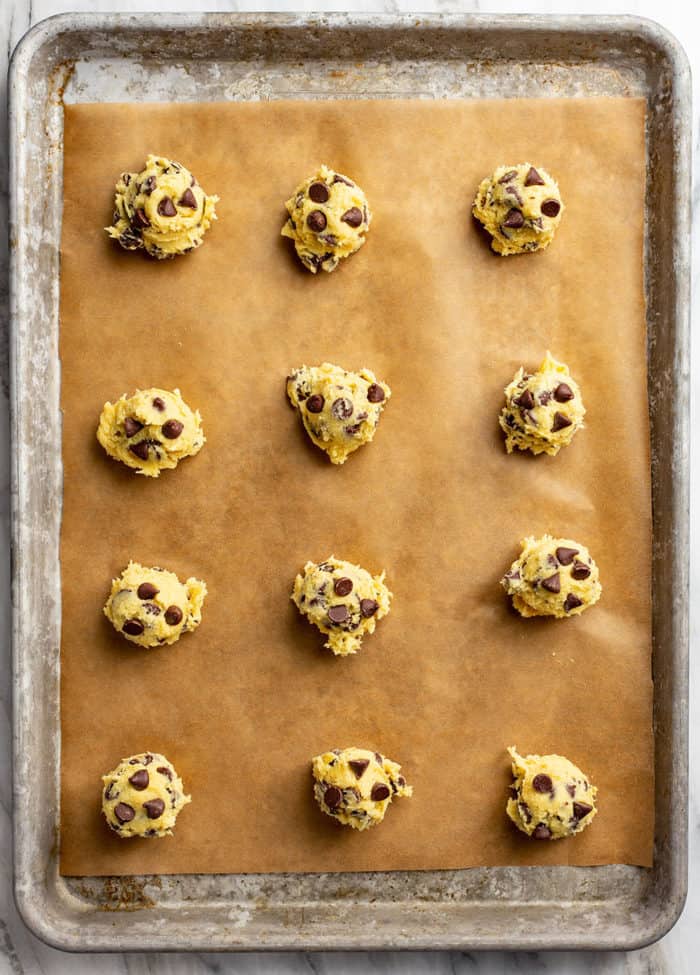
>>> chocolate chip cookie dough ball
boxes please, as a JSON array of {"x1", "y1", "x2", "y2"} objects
[
  {"x1": 292, "y1": 556, "x2": 391, "y2": 656},
  {"x1": 312, "y1": 747, "x2": 412, "y2": 831},
  {"x1": 104, "y1": 561, "x2": 207, "y2": 648},
  {"x1": 473, "y1": 163, "x2": 563, "y2": 255},
  {"x1": 506, "y1": 746, "x2": 597, "y2": 840},
  {"x1": 102, "y1": 752, "x2": 191, "y2": 838},
  {"x1": 500, "y1": 352, "x2": 585, "y2": 456},
  {"x1": 106, "y1": 154, "x2": 218, "y2": 259},
  {"x1": 286, "y1": 363, "x2": 390, "y2": 465},
  {"x1": 281, "y1": 165, "x2": 371, "y2": 273},
  {"x1": 502, "y1": 535, "x2": 601, "y2": 619},
  {"x1": 97, "y1": 387, "x2": 204, "y2": 477}
]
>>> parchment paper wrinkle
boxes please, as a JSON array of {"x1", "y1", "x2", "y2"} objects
[{"x1": 59, "y1": 98, "x2": 652, "y2": 875}]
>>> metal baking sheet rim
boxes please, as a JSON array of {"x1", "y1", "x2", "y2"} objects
[{"x1": 8, "y1": 12, "x2": 690, "y2": 952}]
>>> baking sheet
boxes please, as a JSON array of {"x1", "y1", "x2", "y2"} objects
[{"x1": 58, "y1": 96, "x2": 652, "y2": 876}]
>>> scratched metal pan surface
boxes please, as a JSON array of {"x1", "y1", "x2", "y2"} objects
[{"x1": 9, "y1": 12, "x2": 690, "y2": 952}]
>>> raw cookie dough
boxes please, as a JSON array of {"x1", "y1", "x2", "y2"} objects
[
  {"x1": 102, "y1": 751, "x2": 191, "y2": 838},
  {"x1": 499, "y1": 352, "x2": 585, "y2": 456},
  {"x1": 97, "y1": 387, "x2": 205, "y2": 477},
  {"x1": 473, "y1": 163, "x2": 564, "y2": 255},
  {"x1": 286, "y1": 363, "x2": 391, "y2": 465},
  {"x1": 106, "y1": 154, "x2": 218, "y2": 259},
  {"x1": 281, "y1": 165, "x2": 371, "y2": 273},
  {"x1": 502, "y1": 535, "x2": 602, "y2": 619},
  {"x1": 292, "y1": 556, "x2": 391, "y2": 656},
  {"x1": 104, "y1": 561, "x2": 207, "y2": 648},
  {"x1": 312, "y1": 747, "x2": 412, "y2": 831},
  {"x1": 506, "y1": 746, "x2": 598, "y2": 840}
]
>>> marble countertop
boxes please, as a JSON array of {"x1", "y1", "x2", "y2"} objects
[{"x1": 1, "y1": 0, "x2": 697, "y2": 971}]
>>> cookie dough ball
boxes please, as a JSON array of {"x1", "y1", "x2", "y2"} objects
[
  {"x1": 292, "y1": 556, "x2": 391, "y2": 656},
  {"x1": 502, "y1": 535, "x2": 602, "y2": 619},
  {"x1": 102, "y1": 752, "x2": 191, "y2": 838},
  {"x1": 104, "y1": 561, "x2": 207, "y2": 648},
  {"x1": 473, "y1": 163, "x2": 563, "y2": 255},
  {"x1": 97, "y1": 387, "x2": 205, "y2": 477},
  {"x1": 506, "y1": 746, "x2": 597, "y2": 840},
  {"x1": 500, "y1": 352, "x2": 585, "y2": 456},
  {"x1": 281, "y1": 165, "x2": 371, "y2": 273},
  {"x1": 106, "y1": 154, "x2": 218, "y2": 259},
  {"x1": 286, "y1": 363, "x2": 391, "y2": 465},
  {"x1": 312, "y1": 747, "x2": 412, "y2": 831}
]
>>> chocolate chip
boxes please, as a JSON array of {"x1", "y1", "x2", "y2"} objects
[
  {"x1": 397, "y1": 776, "x2": 406, "y2": 787},
  {"x1": 532, "y1": 774, "x2": 553, "y2": 793},
  {"x1": 137, "y1": 582, "x2": 159, "y2": 600},
  {"x1": 555, "y1": 547, "x2": 579, "y2": 566},
  {"x1": 178, "y1": 188, "x2": 197, "y2": 208},
  {"x1": 143, "y1": 798, "x2": 165, "y2": 819},
  {"x1": 122, "y1": 619, "x2": 144, "y2": 636},
  {"x1": 334, "y1": 577, "x2": 353, "y2": 596},
  {"x1": 142, "y1": 754, "x2": 153, "y2": 765},
  {"x1": 519, "y1": 801, "x2": 532, "y2": 824},
  {"x1": 504, "y1": 569, "x2": 520, "y2": 581},
  {"x1": 571, "y1": 562, "x2": 591, "y2": 580},
  {"x1": 331, "y1": 397, "x2": 353, "y2": 420},
  {"x1": 514, "y1": 389, "x2": 535, "y2": 410},
  {"x1": 509, "y1": 787, "x2": 518, "y2": 800},
  {"x1": 318, "y1": 233, "x2": 338, "y2": 246},
  {"x1": 573, "y1": 801, "x2": 593, "y2": 820},
  {"x1": 328, "y1": 604, "x2": 348, "y2": 624},
  {"x1": 324, "y1": 786, "x2": 342, "y2": 809},
  {"x1": 554, "y1": 383, "x2": 575, "y2": 403},
  {"x1": 114, "y1": 802, "x2": 135, "y2": 824},
  {"x1": 157, "y1": 196, "x2": 177, "y2": 217},
  {"x1": 332, "y1": 175, "x2": 354, "y2": 187},
  {"x1": 341, "y1": 207, "x2": 363, "y2": 228},
  {"x1": 162, "y1": 419, "x2": 184, "y2": 439},
  {"x1": 498, "y1": 170, "x2": 518, "y2": 183},
  {"x1": 524, "y1": 167, "x2": 545, "y2": 187},
  {"x1": 503, "y1": 208, "x2": 524, "y2": 229},
  {"x1": 132, "y1": 207, "x2": 150, "y2": 229},
  {"x1": 360, "y1": 599, "x2": 378, "y2": 618},
  {"x1": 307, "y1": 210, "x2": 327, "y2": 232},
  {"x1": 367, "y1": 383, "x2": 385, "y2": 403},
  {"x1": 533, "y1": 823, "x2": 552, "y2": 840},
  {"x1": 551, "y1": 412, "x2": 572, "y2": 432},
  {"x1": 349, "y1": 759, "x2": 369, "y2": 779},
  {"x1": 541, "y1": 199, "x2": 561, "y2": 218},
  {"x1": 524, "y1": 411, "x2": 538, "y2": 426},
  {"x1": 541, "y1": 573, "x2": 561, "y2": 594},
  {"x1": 142, "y1": 603, "x2": 160, "y2": 617},
  {"x1": 566, "y1": 783, "x2": 576, "y2": 798},
  {"x1": 124, "y1": 417, "x2": 143, "y2": 438},
  {"x1": 142, "y1": 175, "x2": 156, "y2": 195},
  {"x1": 308, "y1": 182, "x2": 329, "y2": 203},
  {"x1": 306, "y1": 394, "x2": 324, "y2": 413},
  {"x1": 129, "y1": 441, "x2": 150, "y2": 461},
  {"x1": 165, "y1": 605, "x2": 183, "y2": 626},
  {"x1": 129, "y1": 758, "x2": 140, "y2": 764},
  {"x1": 128, "y1": 769, "x2": 149, "y2": 790},
  {"x1": 157, "y1": 766, "x2": 173, "y2": 780},
  {"x1": 371, "y1": 783, "x2": 391, "y2": 802},
  {"x1": 564, "y1": 593, "x2": 583, "y2": 613},
  {"x1": 539, "y1": 391, "x2": 552, "y2": 405}
]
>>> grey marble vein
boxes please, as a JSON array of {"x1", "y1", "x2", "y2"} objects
[{"x1": 1, "y1": 0, "x2": 698, "y2": 972}]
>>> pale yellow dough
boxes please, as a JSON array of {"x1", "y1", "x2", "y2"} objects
[
  {"x1": 473, "y1": 163, "x2": 563, "y2": 255},
  {"x1": 97, "y1": 387, "x2": 205, "y2": 477},
  {"x1": 106, "y1": 154, "x2": 218, "y2": 259},
  {"x1": 312, "y1": 747, "x2": 412, "y2": 831},
  {"x1": 502, "y1": 535, "x2": 602, "y2": 619},
  {"x1": 506, "y1": 747, "x2": 598, "y2": 840},
  {"x1": 292, "y1": 556, "x2": 391, "y2": 656},
  {"x1": 104, "y1": 561, "x2": 207, "y2": 648},
  {"x1": 281, "y1": 165, "x2": 371, "y2": 273},
  {"x1": 102, "y1": 751, "x2": 191, "y2": 838},
  {"x1": 500, "y1": 352, "x2": 585, "y2": 456},
  {"x1": 286, "y1": 363, "x2": 391, "y2": 465}
]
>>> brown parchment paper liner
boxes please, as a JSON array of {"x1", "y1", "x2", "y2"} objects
[{"x1": 59, "y1": 98, "x2": 652, "y2": 876}]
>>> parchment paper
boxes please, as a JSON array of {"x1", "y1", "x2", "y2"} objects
[{"x1": 59, "y1": 97, "x2": 652, "y2": 876}]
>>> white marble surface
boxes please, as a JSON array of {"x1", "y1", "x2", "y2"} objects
[{"x1": 1, "y1": 0, "x2": 697, "y2": 971}]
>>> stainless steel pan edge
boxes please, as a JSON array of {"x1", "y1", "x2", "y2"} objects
[{"x1": 9, "y1": 12, "x2": 690, "y2": 952}]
